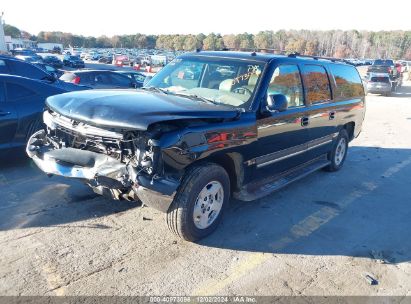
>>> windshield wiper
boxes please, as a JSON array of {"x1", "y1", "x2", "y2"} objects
[
  {"x1": 171, "y1": 92, "x2": 219, "y2": 105},
  {"x1": 141, "y1": 86, "x2": 168, "y2": 94}
]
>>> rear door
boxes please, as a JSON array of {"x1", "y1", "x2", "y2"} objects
[
  {"x1": 300, "y1": 64, "x2": 337, "y2": 159},
  {"x1": 0, "y1": 82, "x2": 18, "y2": 149}
]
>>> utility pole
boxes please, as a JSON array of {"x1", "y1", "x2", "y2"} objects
[{"x1": 0, "y1": 12, "x2": 6, "y2": 52}]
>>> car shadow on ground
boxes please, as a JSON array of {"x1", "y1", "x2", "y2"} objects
[
  {"x1": 0, "y1": 153, "x2": 140, "y2": 231},
  {"x1": 388, "y1": 81, "x2": 411, "y2": 98},
  {"x1": 1, "y1": 147, "x2": 410, "y2": 264},
  {"x1": 200, "y1": 146, "x2": 411, "y2": 264}
]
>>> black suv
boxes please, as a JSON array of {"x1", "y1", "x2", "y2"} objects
[
  {"x1": 63, "y1": 55, "x2": 85, "y2": 68},
  {"x1": 27, "y1": 51, "x2": 365, "y2": 241}
]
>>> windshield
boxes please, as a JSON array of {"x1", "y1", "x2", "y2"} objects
[{"x1": 147, "y1": 57, "x2": 265, "y2": 108}]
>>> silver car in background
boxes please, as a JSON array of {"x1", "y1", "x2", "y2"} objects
[{"x1": 365, "y1": 72, "x2": 392, "y2": 96}]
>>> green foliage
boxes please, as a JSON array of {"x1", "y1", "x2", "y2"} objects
[
  {"x1": 3, "y1": 24, "x2": 21, "y2": 38},
  {"x1": 6, "y1": 24, "x2": 411, "y2": 59}
]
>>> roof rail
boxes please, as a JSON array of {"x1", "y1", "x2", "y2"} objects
[
  {"x1": 218, "y1": 49, "x2": 346, "y2": 62},
  {"x1": 221, "y1": 47, "x2": 287, "y2": 55},
  {"x1": 288, "y1": 52, "x2": 345, "y2": 63}
]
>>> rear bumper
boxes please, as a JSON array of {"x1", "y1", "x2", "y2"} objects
[
  {"x1": 26, "y1": 130, "x2": 178, "y2": 212},
  {"x1": 366, "y1": 86, "x2": 391, "y2": 93}
]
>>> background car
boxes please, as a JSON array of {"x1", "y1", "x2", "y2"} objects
[
  {"x1": 34, "y1": 63, "x2": 64, "y2": 78},
  {"x1": 14, "y1": 55, "x2": 43, "y2": 64},
  {"x1": 63, "y1": 55, "x2": 85, "y2": 68},
  {"x1": 364, "y1": 72, "x2": 392, "y2": 96},
  {"x1": 0, "y1": 75, "x2": 83, "y2": 151},
  {"x1": 11, "y1": 49, "x2": 43, "y2": 62},
  {"x1": 59, "y1": 70, "x2": 138, "y2": 89},
  {"x1": 42, "y1": 55, "x2": 63, "y2": 68},
  {"x1": 0, "y1": 55, "x2": 89, "y2": 91},
  {"x1": 98, "y1": 56, "x2": 113, "y2": 64},
  {"x1": 115, "y1": 70, "x2": 146, "y2": 88},
  {"x1": 114, "y1": 55, "x2": 130, "y2": 66}
]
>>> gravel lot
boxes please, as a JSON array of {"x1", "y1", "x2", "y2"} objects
[{"x1": 0, "y1": 80, "x2": 410, "y2": 296}]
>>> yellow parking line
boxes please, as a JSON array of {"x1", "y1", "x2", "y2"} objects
[
  {"x1": 192, "y1": 253, "x2": 269, "y2": 296},
  {"x1": 192, "y1": 155, "x2": 411, "y2": 295},
  {"x1": 42, "y1": 263, "x2": 66, "y2": 295}
]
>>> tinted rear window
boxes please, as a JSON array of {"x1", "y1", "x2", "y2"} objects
[
  {"x1": 302, "y1": 65, "x2": 331, "y2": 104},
  {"x1": 374, "y1": 60, "x2": 394, "y2": 66},
  {"x1": 9, "y1": 60, "x2": 48, "y2": 80},
  {"x1": 370, "y1": 77, "x2": 390, "y2": 83},
  {"x1": 109, "y1": 73, "x2": 132, "y2": 86},
  {"x1": 330, "y1": 64, "x2": 364, "y2": 98}
]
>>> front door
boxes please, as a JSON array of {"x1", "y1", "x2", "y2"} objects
[{"x1": 254, "y1": 64, "x2": 310, "y2": 180}]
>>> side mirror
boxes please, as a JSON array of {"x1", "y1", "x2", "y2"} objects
[
  {"x1": 266, "y1": 94, "x2": 288, "y2": 112},
  {"x1": 143, "y1": 76, "x2": 153, "y2": 87}
]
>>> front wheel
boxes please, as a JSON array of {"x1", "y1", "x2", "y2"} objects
[
  {"x1": 166, "y1": 163, "x2": 230, "y2": 241},
  {"x1": 324, "y1": 129, "x2": 349, "y2": 172}
]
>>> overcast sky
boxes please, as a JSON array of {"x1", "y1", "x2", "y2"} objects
[{"x1": 2, "y1": 0, "x2": 411, "y2": 36}]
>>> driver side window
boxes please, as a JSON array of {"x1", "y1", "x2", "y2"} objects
[{"x1": 268, "y1": 65, "x2": 304, "y2": 108}]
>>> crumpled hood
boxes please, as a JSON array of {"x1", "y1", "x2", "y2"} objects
[{"x1": 46, "y1": 89, "x2": 240, "y2": 130}]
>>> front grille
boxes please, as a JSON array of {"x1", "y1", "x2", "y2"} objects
[{"x1": 53, "y1": 124, "x2": 122, "y2": 158}]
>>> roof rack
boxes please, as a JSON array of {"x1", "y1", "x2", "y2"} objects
[
  {"x1": 288, "y1": 52, "x2": 345, "y2": 63},
  {"x1": 221, "y1": 47, "x2": 287, "y2": 55},
  {"x1": 218, "y1": 49, "x2": 346, "y2": 63}
]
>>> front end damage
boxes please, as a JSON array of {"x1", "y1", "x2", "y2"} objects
[{"x1": 26, "y1": 110, "x2": 179, "y2": 212}]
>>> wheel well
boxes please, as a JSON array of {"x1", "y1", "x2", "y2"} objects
[
  {"x1": 188, "y1": 153, "x2": 244, "y2": 194},
  {"x1": 344, "y1": 122, "x2": 355, "y2": 141}
]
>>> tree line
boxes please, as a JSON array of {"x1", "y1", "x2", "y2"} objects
[{"x1": 5, "y1": 24, "x2": 411, "y2": 59}]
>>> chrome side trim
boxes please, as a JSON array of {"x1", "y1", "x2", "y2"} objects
[
  {"x1": 256, "y1": 149, "x2": 306, "y2": 168},
  {"x1": 306, "y1": 139, "x2": 332, "y2": 152},
  {"x1": 255, "y1": 133, "x2": 336, "y2": 168}
]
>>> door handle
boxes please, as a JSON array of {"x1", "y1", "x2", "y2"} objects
[
  {"x1": 0, "y1": 111, "x2": 11, "y2": 117},
  {"x1": 301, "y1": 116, "x2": 309, "y2": 127},
  {"x1": 329, "y1": 111, "x2": 336, "y2": 120}
]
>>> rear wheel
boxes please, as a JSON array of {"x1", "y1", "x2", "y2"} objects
[
  {"x1": 166, "y1": 163, "x2": 230, "y2": 242},
  {"x1": 324, "y1": 129, "x2": 349, "y2": 172}
]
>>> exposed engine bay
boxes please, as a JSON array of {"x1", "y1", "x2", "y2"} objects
[
  {"x1": 26, "y1": 109, "x2": 180, "y2": 208},
  {"x1": 42, "y1": 109, "x2": 159, "y2": 174}
]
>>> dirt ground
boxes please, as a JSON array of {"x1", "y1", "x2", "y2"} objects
[{"x1": 0, "y1": 80, "x2": 411, "y2": 296}]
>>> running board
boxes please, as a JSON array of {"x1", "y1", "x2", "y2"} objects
[{"x1": 234, "y1": 155, "x2": 330, "y2": 202}]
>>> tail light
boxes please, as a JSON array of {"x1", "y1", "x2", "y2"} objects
[{"x1": 72, "y1": 76, "x2": 80, "y2": 84}]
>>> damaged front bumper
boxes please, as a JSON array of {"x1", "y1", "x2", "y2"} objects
[{"x1": 26, "y1": 130, "x2": 178, "y2": 213}]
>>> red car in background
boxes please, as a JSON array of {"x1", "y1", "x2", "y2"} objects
[{"x1": 114, "y1": 55, "x2": 130, "y2": 67}]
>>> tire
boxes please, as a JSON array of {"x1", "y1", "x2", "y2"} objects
[
  {"x1": 166, "y1": 162, "x2": 230, "y2": 241},
  {"x1": 324, "y1": 129, "x2": 349, "y2": 172}
]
